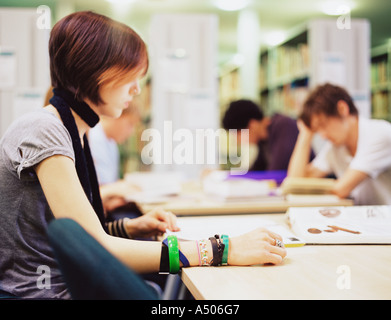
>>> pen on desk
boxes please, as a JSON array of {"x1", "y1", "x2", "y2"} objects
[{"x1": 327, "y1": 225, "x2": 361, "y2": 234}]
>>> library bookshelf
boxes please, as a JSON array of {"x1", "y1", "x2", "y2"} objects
[
  {"x1": 371, "y1": 42, "x2": 391, "y2": 121},
  {"x1": 259, "y1": 18, "x2": 371, "y2": 119}
]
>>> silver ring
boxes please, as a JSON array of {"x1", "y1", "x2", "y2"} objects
[{"x1": 275, "y1": 239, "x2": 283, "y2": 248}]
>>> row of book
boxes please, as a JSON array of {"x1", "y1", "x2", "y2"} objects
[
  {"x1": 371, "y1": 59, "x2": 389, "y2": 87},
  {"x1": 263, "y1": 84, "x2": 309, "y2": 116},
  {"x1": 264, "y1": 43, "x2": 310, "y2": 89},
  {"x1": 372, "y1": 91, "x2": 390, "y2": 120}
]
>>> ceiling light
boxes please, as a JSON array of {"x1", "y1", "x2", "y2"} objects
[
  {"x1": 320, "y1": 1, "x2": 355, "y2": 16},
  {"x1": 213, "y1": 0, "x2": 251, "y2": 12},
  {"x1": 106, "y1": 0, "x2": 137, "y2": 4}
]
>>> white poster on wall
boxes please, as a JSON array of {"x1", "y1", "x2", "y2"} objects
[
  {"x1": 159, "y1": 51, "x2": 190, "y2": 94},
  {"x1": 0, "y1": 49, "x2": 16, "y2": 89},
  {"x1": 318, "y1": 52, "x2": 346, "y2": 86}
]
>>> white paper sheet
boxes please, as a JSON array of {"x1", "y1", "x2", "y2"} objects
[{"x1": 167, "y1": 214, "x2": 305, "y2": 247}]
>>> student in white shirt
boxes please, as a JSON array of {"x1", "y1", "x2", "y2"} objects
[{"x1": 288, "y1": 83, "x2": 391, "y2": 205}]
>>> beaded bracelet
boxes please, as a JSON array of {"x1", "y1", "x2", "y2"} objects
[
  {"x1": 195, "y1": 240, "x2": 202, "y2": 266},
  {"x1": 197, "y1": 236, "x2": 229, "y2": 267},
  {"x1": 198, "y1": 239, "x2": 209, "y2": 266}
]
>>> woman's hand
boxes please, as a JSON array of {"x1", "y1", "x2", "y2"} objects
[
  {"x1": 228, "y1": 228, "x2": 287, "y2": 266},
  {"x1": 125, "y1": 207, "x2": 179, "y2": 239}
]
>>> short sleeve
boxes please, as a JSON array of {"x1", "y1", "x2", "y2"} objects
[
  {"x1": 1, "y1": 110, "x2": 75, "y2": 180},
  {"x1": 350, "y1": 121, "x2": 391, "y2": 178}
]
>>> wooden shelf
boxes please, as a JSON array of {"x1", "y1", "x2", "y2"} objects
[
  {"x1": 371, "y1": 43, "x2": 391, "y2": 121},
  {"x1": 259, "y1": 18, "x2": 371, "y2": 119}
]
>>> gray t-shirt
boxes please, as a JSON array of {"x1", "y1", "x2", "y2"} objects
[{"x1": 0, "y1": 109, "x2": 74, "y2": 299}]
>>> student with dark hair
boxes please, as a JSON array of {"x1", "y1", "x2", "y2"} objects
[
  {"x1": 222, "y1": 99, "x2": 305, "y2": 171},
  {"x1": 0, "y1": 11, "x2": 286, "y2": 299},
  {"x1": 288, "y1": 83, "x2": 391, "y2": 205}
]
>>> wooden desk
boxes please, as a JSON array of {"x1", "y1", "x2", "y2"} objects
[
  {"x1": 140, "y1": 182, "x2": 354, "y2": 216},
  {"x1": 180, "y1": 214, "x2": 391, "y2": 300}
]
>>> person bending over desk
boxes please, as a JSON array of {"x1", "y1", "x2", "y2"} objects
[
  {"x1": 0, "y1": 11, "x2": 286, "y2": 299},
  {"x1": 288, "y1": 83, "x2": 391, "y2": 205},
  {"x1": 222, "y1": 99, "x2": 313, "y2": 171}
]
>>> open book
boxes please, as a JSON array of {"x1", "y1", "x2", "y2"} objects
[
  {"x1": 167, "y1": 215, "x2": 305, "y2": 247},
  {"x1": 281, "y1": 177, "x2": 336, "y2": 195},
  {"x1": 287, "y1": 205, "x2": 391, "y2": 244}
]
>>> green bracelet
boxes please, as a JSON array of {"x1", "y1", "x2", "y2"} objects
[
  {"x1": 166, "y1": 235, "x2": 180, "y2": 274},
  {"x1": 221, "y1": 235, "x2": 229, "y2": 265}
]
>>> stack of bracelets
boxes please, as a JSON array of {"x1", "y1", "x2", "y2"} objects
[{"x1": 159, "y1": 234, "x2": 229, "y2": 274}]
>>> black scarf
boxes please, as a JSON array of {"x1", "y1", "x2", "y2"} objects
[{"x1": 49, "y1": 88, "x2": 107, "y2": 232}]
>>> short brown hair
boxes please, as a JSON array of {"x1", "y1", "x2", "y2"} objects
[
  {"x1": 49, "y1": 11, "x2": 148, "y2": 105},
  {"x1": 300, "y1": 83, "x2": 358, "y2": 128}
]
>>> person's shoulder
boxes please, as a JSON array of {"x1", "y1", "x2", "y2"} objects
[
  {"x1": 3, "y1": 109, "x2": 71, "y2": 148},
  {"x1": 272, "y1": 113, "x2": 297, "y2": 125},
  {"x1": 361, "y1": 117, "x2": 391, "y2": 129},
  {"x1": 17, "y1": 109, "x2": 66, "y2": 134},
  {"x1": 21, "y1": 108, "x2": 60, "y2": 123},
  {"x1": 269, "y1": 113, "x2": 298, "y2": 137},
  {"x1": 8, "y1": 109, "x2": 57, "y2": 129},
  {"x1": 360, "y1": 117, "x2": 391, "y2": 140}
]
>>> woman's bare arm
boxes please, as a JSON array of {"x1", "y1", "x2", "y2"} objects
[
  {"x1": 35, "y1": 155, "x2": 166, "y2": 273},
  {"x1": 36, "y1": 154, "x2": 287, "y2": 272}
]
